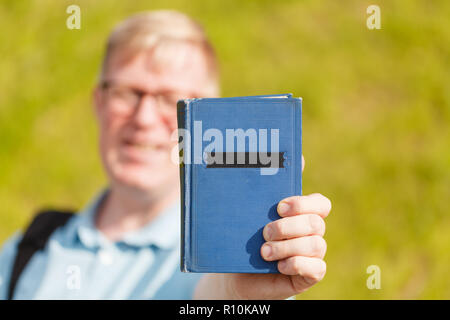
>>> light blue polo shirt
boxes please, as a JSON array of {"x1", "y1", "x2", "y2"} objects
[{"x1": 0, "y1": 191, "x2": 203, "y2": 299}]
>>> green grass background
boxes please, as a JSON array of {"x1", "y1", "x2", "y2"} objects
[{"x1": 1, "y1": 0, "x2": 449, "y2": 299}]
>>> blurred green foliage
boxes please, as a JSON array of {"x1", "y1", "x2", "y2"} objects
[{"x1": 0, "y1": 0, "x2": 449, "y2": 299}]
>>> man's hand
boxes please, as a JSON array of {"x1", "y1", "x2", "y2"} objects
[{"x1": 194, "y1": 156, "x2": 332, "y2": 300}]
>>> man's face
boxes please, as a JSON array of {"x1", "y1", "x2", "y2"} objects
[{"x1": 94, "y1": 44, "x2": 213, "y2": 195}]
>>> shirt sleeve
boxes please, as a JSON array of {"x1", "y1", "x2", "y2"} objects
[{"x1": 0, "y1": 232, "x2": 22, "y2": 300}]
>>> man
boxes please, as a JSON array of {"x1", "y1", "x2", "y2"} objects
[{"x1": 0, "y1": 10, "x2": 331, "y2": 299}]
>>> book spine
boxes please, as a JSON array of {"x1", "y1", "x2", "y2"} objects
[
  {"x1": 177, "y1": 100, "x2": 192, "y2": 272},
  {"x1": 295, "y1": 98, "x2": 303, "y2": 196}
]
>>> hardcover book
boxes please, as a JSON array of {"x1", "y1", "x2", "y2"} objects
[{"x1": 177, "y1": 94, "x2": 302, "y2": 273}]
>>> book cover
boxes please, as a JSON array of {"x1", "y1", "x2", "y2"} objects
[{"x1": 177, "y1": 94, "x2": 302, "y2": 273}]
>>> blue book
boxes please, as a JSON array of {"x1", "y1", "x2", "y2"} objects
[{"x1": 177, "y1": 94, "x2": 302, "y2": 273}]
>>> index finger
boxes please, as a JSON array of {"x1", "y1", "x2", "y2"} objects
[{"x1": 277, "y1": 193, "x2": 332, "y2": 218}]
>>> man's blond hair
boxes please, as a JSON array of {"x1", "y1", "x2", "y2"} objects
[{"x1": 100, "y1": 10, "x2": 219, "y2": 96}]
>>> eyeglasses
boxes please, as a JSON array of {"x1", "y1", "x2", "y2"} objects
[{"x1": 100, "y1": 80, "x2": 196, "y2": 116}]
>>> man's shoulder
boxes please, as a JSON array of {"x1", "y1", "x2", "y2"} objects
[
  {"x1": 24, "y1": 209, "x2": 75, "y2": 238},
  {"x1": 0, "y1": 231, "x2": 23, "y2": 299},
  {"x1": 0, "y1": 231, "x2": 22, "y2": 258},
  {"x1": 0, "y1": 210, "x2": 80, "y2": 277}
]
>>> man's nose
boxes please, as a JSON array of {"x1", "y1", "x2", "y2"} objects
[{"x1": 130, "y1": 95, "x2": 161, "y2": 128}]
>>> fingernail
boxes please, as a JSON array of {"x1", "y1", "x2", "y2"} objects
[
  {"x1": 263, "y1": 225, "x2": 273, "y2": 240},
  {"x1": 261, "y1": 244, "x2": 272, "y2": 259},
  {"x1": 278, "y1": 201, "x2": 290, "y2": 215}
]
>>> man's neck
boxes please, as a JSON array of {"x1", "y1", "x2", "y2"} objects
[{"x1": 95, "y1": 185, "x2": 179, "y2": 242}]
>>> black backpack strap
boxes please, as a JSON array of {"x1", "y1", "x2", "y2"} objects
[{"x1": 7, "y1": 210, "x2": 74, "y2": 300}]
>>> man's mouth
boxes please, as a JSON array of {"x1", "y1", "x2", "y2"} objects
[
  {"x1": 125, "y1": 141, "x2": 160, "y2": 150},
  {"x1": 118, "y1": 139, "x2": 169, "y2": 165},
  {"x1": 123, "y1": 139, "x2": 165, "y2": 151}
]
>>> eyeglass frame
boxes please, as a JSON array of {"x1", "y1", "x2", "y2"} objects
[{"x1": 99, "y1": 80, "x2": 199, "y2": 116}]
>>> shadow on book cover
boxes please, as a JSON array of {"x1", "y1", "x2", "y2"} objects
[{"x1": 177, "y1": 94, "x2": 302, "y2": 273}]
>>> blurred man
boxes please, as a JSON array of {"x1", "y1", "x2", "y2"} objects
[{"x1": 0, "y1": 10, "x2": 331, "y2": 299}]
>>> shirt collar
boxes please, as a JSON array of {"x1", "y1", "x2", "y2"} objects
[
  {"x1": 120, "y1": 202, "x2": 180, "y2": 249},
  {"x1": 73, "y1": 190, "x2": 180, "y2": 250}
]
